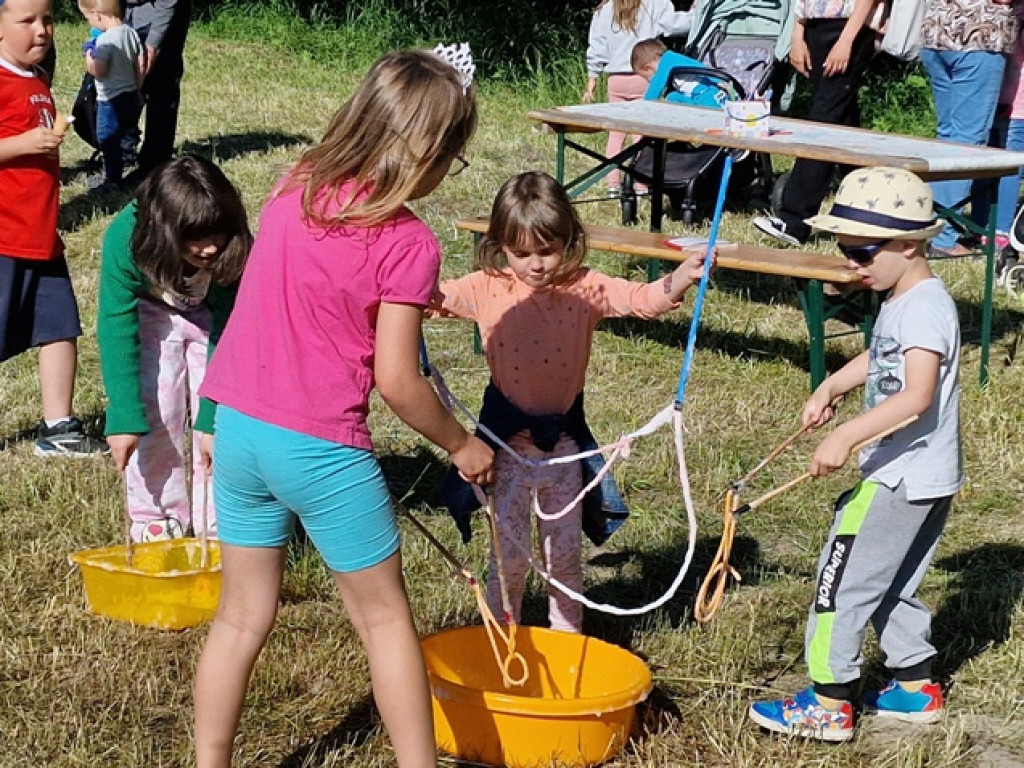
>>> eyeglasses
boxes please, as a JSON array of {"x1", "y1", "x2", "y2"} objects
[
  {"x1": 447, "y1": 155, "x2": 469, "y2": 177},
  {"x1": 837, "y1": 239, "x2": 891, "y2": 265}
]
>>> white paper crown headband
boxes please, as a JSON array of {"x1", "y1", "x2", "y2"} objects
[{"x1": 433, "y1": 42, "x2": 475, "y2": 93}]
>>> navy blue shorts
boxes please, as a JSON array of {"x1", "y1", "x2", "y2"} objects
[{"x1": 0, "y1": 254, "x2": 82, "y2": 363}]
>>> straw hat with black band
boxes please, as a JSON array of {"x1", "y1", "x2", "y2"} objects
[{"x1": 806, "y1": 167, "x2": 946, "y2": 241}]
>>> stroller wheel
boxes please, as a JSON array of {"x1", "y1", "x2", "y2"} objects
[
  {"x1": 770, "y1": 170, "x2": 790, "y2": 216},
  {"x1": 621, "y1": 194, "x2": 638, "y2": 226},
  {"x1": 1006, "y1": 264, "x2": 1024, "y2": 300}
]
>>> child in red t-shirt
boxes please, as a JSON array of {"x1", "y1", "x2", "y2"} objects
[{"x1": 0, "y1": 0, "x2": 108, "y2": 456}]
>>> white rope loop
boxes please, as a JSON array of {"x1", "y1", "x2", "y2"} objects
[{"x1": 440, "y1": 363, "x2": 699, "y2": 618}]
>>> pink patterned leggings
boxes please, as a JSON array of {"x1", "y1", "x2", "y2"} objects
[
  {"x1": 125, "y1": 298, "x2": 215, "y2": 541},
  {"x1": 486, "y1": 432, "x2": 584, "y2": 633}
]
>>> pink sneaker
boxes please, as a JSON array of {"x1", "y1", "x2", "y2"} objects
[{"x1": 981, "y1": 233, "x2": 1011, "y2": 251}]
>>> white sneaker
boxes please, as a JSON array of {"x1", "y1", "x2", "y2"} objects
[
  {"x1": 753, "y1": 215, "x2": 804, "y2": 247},
  {"x1": 997, "y1": 248, "x2": 1019, "y2": 287},
  {"x1": 1011, "y1": 204, "x2": 1024, "y2": 252}
]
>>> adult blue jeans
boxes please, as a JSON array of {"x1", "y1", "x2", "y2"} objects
[
  {"x1": 973, "y1": 111, "x2": 1024, "y2": 235},
  {"x1": 920, "y1": 49, "x2": 1006, "y2": 250},
  {"x1": 97, "y1": 90, "x2": 142, "y2": 184}
]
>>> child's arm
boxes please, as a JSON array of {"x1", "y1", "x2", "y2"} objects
[
  {"x1": 801, "y1": 349, "x2": 869, "y2": 428},
  {"x1": 588, "y1": 247, "x2": 716, "y2": 318},
  {"x1": 583, "y1": 11, "x2": 607, "y2": 103},
  {"x1": 135, "y1": 48, "x2": 145, "y2": 90},
  {"x1": 663, "y1": 247, "x2": 715, "y2": 303},
  {"x1": 191, "y1": 282, "x2": 239, "y2": 458},
  {"x1": 809, "y1": 347, "x2": 940, "y2": 476},
  {"x1": 85, "y1": 48, "x2": 109, "y2": 78},
  {"x1": 376, "y1": 301, "x2": 494, "y2": 485},
  {"x1": 0, "y1": 127, "x2": 63, "y2": 163},
  {"x1": 424, "y1": 276, "x2": 477, "y2": 320},
  {"x1": 822, "y1": 0, "x2": 880, "y2": 76},
  {"x1": 97, "y1": 207, "x2": 150, "y2": 471}
]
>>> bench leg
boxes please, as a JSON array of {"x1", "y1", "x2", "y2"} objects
[
  {"x1": 644, "y1": 140, "x2": 669, "y2": 283},
  {"x1": 650, "y1": 139, "x2": 665, "y2": 233},
  {"x1": 800, "y1": 279, "x2": 827, "y2": 391}
]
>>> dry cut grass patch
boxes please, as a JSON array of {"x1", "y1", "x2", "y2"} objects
[{"x1": 1, "y1": 21, "x2": 1023, "y2": 768}]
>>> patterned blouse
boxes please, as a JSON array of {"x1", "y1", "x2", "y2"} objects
[
  {"x1": 922, "y1": 0, "x2": 1019, "y2": 52},
  {"x1": 796, "y1": 0, "x2": 856, "y2": 19}
]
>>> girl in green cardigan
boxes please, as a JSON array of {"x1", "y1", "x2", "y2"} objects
[{"x1": 98, "y1": 155, "x2": 252, "y2": 541}]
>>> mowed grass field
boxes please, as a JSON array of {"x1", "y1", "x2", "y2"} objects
[{"x1": 1, "y1": 17, "x2": 1023, "y2": 768}]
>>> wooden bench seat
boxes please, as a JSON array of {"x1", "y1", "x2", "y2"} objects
[
  {"x1": 454, "y1": 217, "x2": 873, "y2": 388},
  {"x1": 455, "y1": 217, "x2": 862, "y2": 285}
]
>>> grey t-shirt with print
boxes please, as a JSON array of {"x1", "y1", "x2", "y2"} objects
[{"x1": 859, "y1": 277, "x2": 964, "y2": 500}]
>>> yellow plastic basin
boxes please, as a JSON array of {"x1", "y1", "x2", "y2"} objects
[
  {"x1": 421, "y1": 625, "x2": 652, "y2": 767},
  {"x1": 69, "y1": 539, "x2": 221, "y2": 630}
]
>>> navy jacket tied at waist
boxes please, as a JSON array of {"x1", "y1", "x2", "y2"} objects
[{"x1": 440, "y1": 382, "x2": 629, "y2": 546}]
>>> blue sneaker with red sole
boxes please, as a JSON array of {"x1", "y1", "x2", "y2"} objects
[
  {"x1": 748, "y1": 687, "x2": 855, "y2": 742},
  {"x1": 862, "y1": 679, "x2": 943, "y2": 723}
]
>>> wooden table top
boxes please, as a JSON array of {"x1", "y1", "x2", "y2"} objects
[{"x1": 529, "y1": 102, "x2": 1024, "y2": 181}]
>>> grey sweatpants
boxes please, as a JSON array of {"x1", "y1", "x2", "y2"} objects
[{"x1": 805, "y1": 480, "x2": 952, "y2": 686}]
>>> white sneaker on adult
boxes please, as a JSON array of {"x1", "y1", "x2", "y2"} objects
[{"x1": 753, "y1": 215, "x2": 804, "y2": 247}]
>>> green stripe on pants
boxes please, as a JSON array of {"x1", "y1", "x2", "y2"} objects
[{"x1": 807, "y1": 482, "x2": 878, "y2": 684}]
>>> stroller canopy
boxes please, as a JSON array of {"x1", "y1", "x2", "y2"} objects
[{"x1": 686, "y1": 0, "x2": 795, "y2": 62}]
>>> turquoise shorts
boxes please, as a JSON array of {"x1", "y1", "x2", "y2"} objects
[{"x1": 213, "y1": 406, "x2": 400, "y2": 572}]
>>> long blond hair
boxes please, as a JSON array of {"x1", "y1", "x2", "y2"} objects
[
  {"x1": 597, "y1": 0, "x2": 644, "y2": 33},
  {"x1": 478, "y1": 171, "x2": 588, "y2": 287},
  {"x1": 284, "y1": 49, "x2": 477, "y2": 228}
]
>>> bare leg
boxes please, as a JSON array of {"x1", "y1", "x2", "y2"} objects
[
  {"x1": 194, "y1": 544, "x2": 286, "y2": 768},
  {"x1": 37, "y1": 338, "x2": 76, "y2": 421},
  {"x1": 333, "y1": 551, "x2": 436, "y2": 768}
]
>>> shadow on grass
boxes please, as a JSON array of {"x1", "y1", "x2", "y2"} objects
[
  {"x1": 58, "y1": 130, "x2": 312, "y2": 234},
  {"x1": 0, "y1": 408, "x2": 105, "y2": 451},
  {"x1": 178, "y1": 129, "x2": 312, "y2": 163},
  {"x1": 379, "y1": 447, "x2": 449, "y2": 510},
  {"x1": 59, "y1": 185, "x2": 135, "y2": 235},
  {"x1": 604, "y1": 268, "x2": 1024, "y2": 375},
  {"x1": 604, "y1": 310, "x2": 857, "y2": 380},
  {"x1": 525, "y1": 534, "x2": 769, "y2": 645},
  {"x1": 60, "y1": 152, "x2": 102, "y2": 184},
  {"x1": 930, "y1": 542, "x2": 1024, "y2": 682},
  {"x1": 276, "y1": 695, "x2": 379, "y2": 767}
]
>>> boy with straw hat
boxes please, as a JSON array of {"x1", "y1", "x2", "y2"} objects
[{"x1": 748, "y1": 166, "x2": 963, "y2": 742}]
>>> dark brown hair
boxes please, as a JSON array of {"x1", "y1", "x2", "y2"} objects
[
  {"x1": 130, "y1": 155, "x2": 252, "y2": 294},
  {"x1": 478, "y1": 171, "x2": 588, "y2": 286}
]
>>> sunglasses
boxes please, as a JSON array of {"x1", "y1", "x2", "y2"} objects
[{"x1": 837, "y1": 239, "x2": 892, "y2": 265}]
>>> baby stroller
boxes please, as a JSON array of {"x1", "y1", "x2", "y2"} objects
[{"x1": 620, "y1": 0, "x2": 792, "y2": 225}]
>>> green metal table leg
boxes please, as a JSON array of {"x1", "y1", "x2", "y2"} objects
[
  {"x1": 980, "y1": 202, "x2": 996, "y2": 387},
  {"x1": 555, "y1": 130, "x2": 565, "y2": 185},
  {"x1": 932, "y1": 200, "x2": 996, "y2": 386},
  {"x1": 804, "y1": 279, "x2": 826, "y2": 390},
  {"x1": 646, "y1": 139, "x2": 666, "y2": 282}
]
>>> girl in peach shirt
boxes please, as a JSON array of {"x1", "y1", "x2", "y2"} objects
[{"x1": 431, "y1": 170, "x2": 711, "y2": 632}]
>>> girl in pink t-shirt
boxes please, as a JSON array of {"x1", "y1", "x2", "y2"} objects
[
  {"x1": 193, "y1": 47, "x2": 493, "y2": 768},
  {"x1": 430, "y1": 170, "x2": 711, "y2": 633}
]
